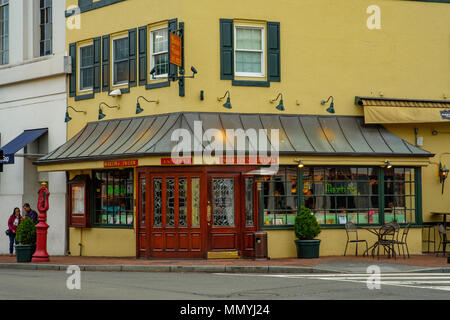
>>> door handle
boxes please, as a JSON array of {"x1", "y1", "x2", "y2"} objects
[{"x1": 207, "y1": 202, "x2": 212, "y2": 226}]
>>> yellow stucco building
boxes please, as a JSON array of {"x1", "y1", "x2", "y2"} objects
[{"x1": 37, "y1": 0, "x2": 450, "y2": 259}]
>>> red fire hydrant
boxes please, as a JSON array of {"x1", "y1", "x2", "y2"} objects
[{"x1": 32, "y1": 180, "x2": 50, "y2": 262}]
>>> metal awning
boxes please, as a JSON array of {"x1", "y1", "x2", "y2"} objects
[
  {"x1": 36, "y1": 112, "x2": 432, "y2": 165},
  {"x1": 355, "y1": 96, "x2": 450, "y2": 124},
  {"x1": 1, "y1": 128, "x2": 48, "y2": 164}
]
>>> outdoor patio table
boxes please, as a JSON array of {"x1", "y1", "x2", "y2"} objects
[
  {"x1": 431, "y1": 212, "x2": 450, "y2": 255},
  {"x1": 362, "y1": 226, "x2": 397, "y2": 258},
  {"x1": 362, "y1": 227, "x2": 382, "y2": 257}
]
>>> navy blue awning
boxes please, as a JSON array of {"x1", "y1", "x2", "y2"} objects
[{"x1": 1, "y1": 128, "x2": 48, "y2": 164}]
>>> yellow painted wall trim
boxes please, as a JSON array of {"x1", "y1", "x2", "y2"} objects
[{"x1": 37, "y1": 155, "x2": 432, "y2": 172}]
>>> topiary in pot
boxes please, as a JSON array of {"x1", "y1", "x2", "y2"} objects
[
  {"x1": 15, "y1": 217, "x2": 37, "y2": 263},
  {"x1": 294, "y1": 206, "x2": 322, "y2": 259}
]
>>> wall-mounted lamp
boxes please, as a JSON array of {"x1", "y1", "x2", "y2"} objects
[
  {"x1": 439, "y1": 162, "x2": 449, "y2": 194},
  {"x1": 297, "y1": 160, "x2": 304, "y2": 168},
  {"x1": 321, "y1": 96, "x2": 335, "y2": 114},
  {"x1": 270, "y1": 93, "x2": 285, "y2": 111},
  {"x1": 98, "y1": 102, "x2": 120, "y2": 120},
  {"x1": 385, "y1": 160, "x2": 392, "y2": 169},
  {"x1": 65, "y1": 106, "x2": 86, "y2": 123},
  {"x1": 218, "y1": 91, "x2": 232, "y2": 109},
  {"x1": 136, "y1": 96, "x2": 159, "y2": 114},
  {"x1": 108, "y1": 89, "x2": 122, "y2": 97}
]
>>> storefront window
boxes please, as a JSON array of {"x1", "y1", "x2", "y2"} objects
[
  {"x1": 384, "y1": 167, "x2": 416, "y2": 224},
  {"x1": 303, "y1": 167, "x2": 379, "y2": 225},
  {"x1": 94, "y1": 169, "x2": 134, "y2": 227},
  {"x1": 261, "y1": 166, "x2": 419, "y2": 228},
  {"x1": 262, "y1": 167, "x2": 297, "y2": 226}
]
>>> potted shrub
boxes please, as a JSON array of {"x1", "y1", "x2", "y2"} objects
[
  {"x1": 15, "y1": 217, "x2": 37, "y2": 263},
  {"x1": 294, "y1": 206, "x2": 321, "y2": 259}
]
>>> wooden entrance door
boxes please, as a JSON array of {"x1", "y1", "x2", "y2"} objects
[
  {"x1": 148, "y1": 172, "x2": 205, "y2": 258},
  {"x1": 136, "y1": 171, "x2": 148, "y2": 258},
  {"x1": 207, "y1": 174, "x2": 241, "y2": 252}
]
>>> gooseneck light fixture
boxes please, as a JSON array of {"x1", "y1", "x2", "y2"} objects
[
  {"x1": 321, "y1": 96, "x2": 335, "y2": 114},
  {"x1": 150, "y1": 66, "x2": 198, "y2": 82},
  {"x1": 385, "y1": 160, "x2": 392, "y2": 169},
  {"x1": 65, "y1": 106, "x2": 86, "y2": 123},
  {"x1": 218, "y1": 91, "x2": 232, "y2": 109},
  {"x1": 297, "y1": 160, "x2": 304, "y2": 168},
  {"x1": 136, "y1": 96, "x2": 160, "y2": 114},
  {"x1": 270, "y1": 93, "x2": 285, "y2": 111},
  {"x1": 439, "y1": 163, "x2": 449, "y2": 194},
  {"x1": 98, "y1": 102, "x2": 120, "y2": 120}
]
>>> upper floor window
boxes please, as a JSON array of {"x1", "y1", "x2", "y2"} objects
[
  {"x1": 113, "y1": 36, "x2": 129, "y2": 86},
  {"x1": 0, "y1": 0, "x2": 8, "y2": 65},
  {"x1": 150, "y1": 27, "x2": 168, "y2": 79},
  {"x1": 40, "y1": 0, "x2": 52, "y2": 56},
  {"x1": 235, "y1": 26, "x2": 265, "y2": 77},
  {"x1": 79, "y1": 44, "x2": 94, "y2": 91}
]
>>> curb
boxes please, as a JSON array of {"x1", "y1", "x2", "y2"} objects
[
  {"x1": 0, "y1": 263, "x2": 448, "y2": 274},
  {"x1": 0, "y1": 263, "x2": 340, "y2": 274}
]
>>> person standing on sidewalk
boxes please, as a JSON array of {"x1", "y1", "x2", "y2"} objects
[
  {"x1": 7, "y1": 208, "x2": 22, "y2": 256},
  {"x1": 23, "y1": 203, "x2": 38, "y2": 225}
]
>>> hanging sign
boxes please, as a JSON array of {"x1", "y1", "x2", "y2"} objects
[{"x1": 170, "y1": 33, "x2": 182, "y2": 67}]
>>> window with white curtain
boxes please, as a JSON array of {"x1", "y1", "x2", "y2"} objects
[
  {"x1": 150, "y1": 27, "x2": 168, "y2": 79},
  {"x1": 234, "y1": 26, "x2": 264, "y2": 77},
  {"x1": 0, "y1": 0, "x2": 8, "y2": 65}
]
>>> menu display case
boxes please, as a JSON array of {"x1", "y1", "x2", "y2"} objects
[{"x1": 68, "y1": 175, "x2": 91, "y2": 228}]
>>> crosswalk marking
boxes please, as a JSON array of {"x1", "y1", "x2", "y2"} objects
[{"x1": 214, "y1": 273, "x2": 450, "y2": 292}]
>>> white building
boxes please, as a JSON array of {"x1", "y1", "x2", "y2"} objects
[{"x1": 0, "y1": 0, "x2": 69, "y2": 255}]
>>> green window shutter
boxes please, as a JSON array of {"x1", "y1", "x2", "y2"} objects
[
  {"x1": 168, "y1": 18, "x2": 178, "y2": 81},
  {"x1": 128, "y1": 28, "x2": 137, "y2": 88},
  {"x1": 267, "y1": 21, "x2": 280, "y2": 82},
  {"x1": 69, "y1": 42, "x2": 76, "y2": 97},
  {"x1": 220, "y1": 19, "x2": 234, "y2": 80},
  {"x1": 93, "y1": 37, "x2": 101, "y2": 93},
  {"x1": 101, "y1": 34, "x2": 110, "y2": 92},
  {"x1": 138, "y1": 26, "x2": 147, "y2": 86}
]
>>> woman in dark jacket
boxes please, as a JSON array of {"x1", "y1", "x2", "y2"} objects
[{"x1": 7, "y1": 208, "x2": 22, "y2": 256}]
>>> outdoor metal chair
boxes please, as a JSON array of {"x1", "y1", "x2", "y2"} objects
[
  {"x1": 375, "y1": 224, "x2": 396, "y2": 259},
  {"x1": 387, "y1": 222, "x2": 400, "y2": 257},
  {"x1": 436, "y1": 224, "x2": 449, "y2": 256},
  {"x1": 344, "y1": 222, "x2": 368, "y2": 256},
  {"x1": 392, "y1": 223, "x2": 411, "y2": 258}
]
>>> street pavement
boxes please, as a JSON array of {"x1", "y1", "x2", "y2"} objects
[{"x1": 1, "y1": 269, "x2": 450, "y2": 300}]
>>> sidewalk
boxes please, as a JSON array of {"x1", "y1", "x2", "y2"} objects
[{"x1": 0, "y1": 254, "x2": 448, "y2": 274}]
